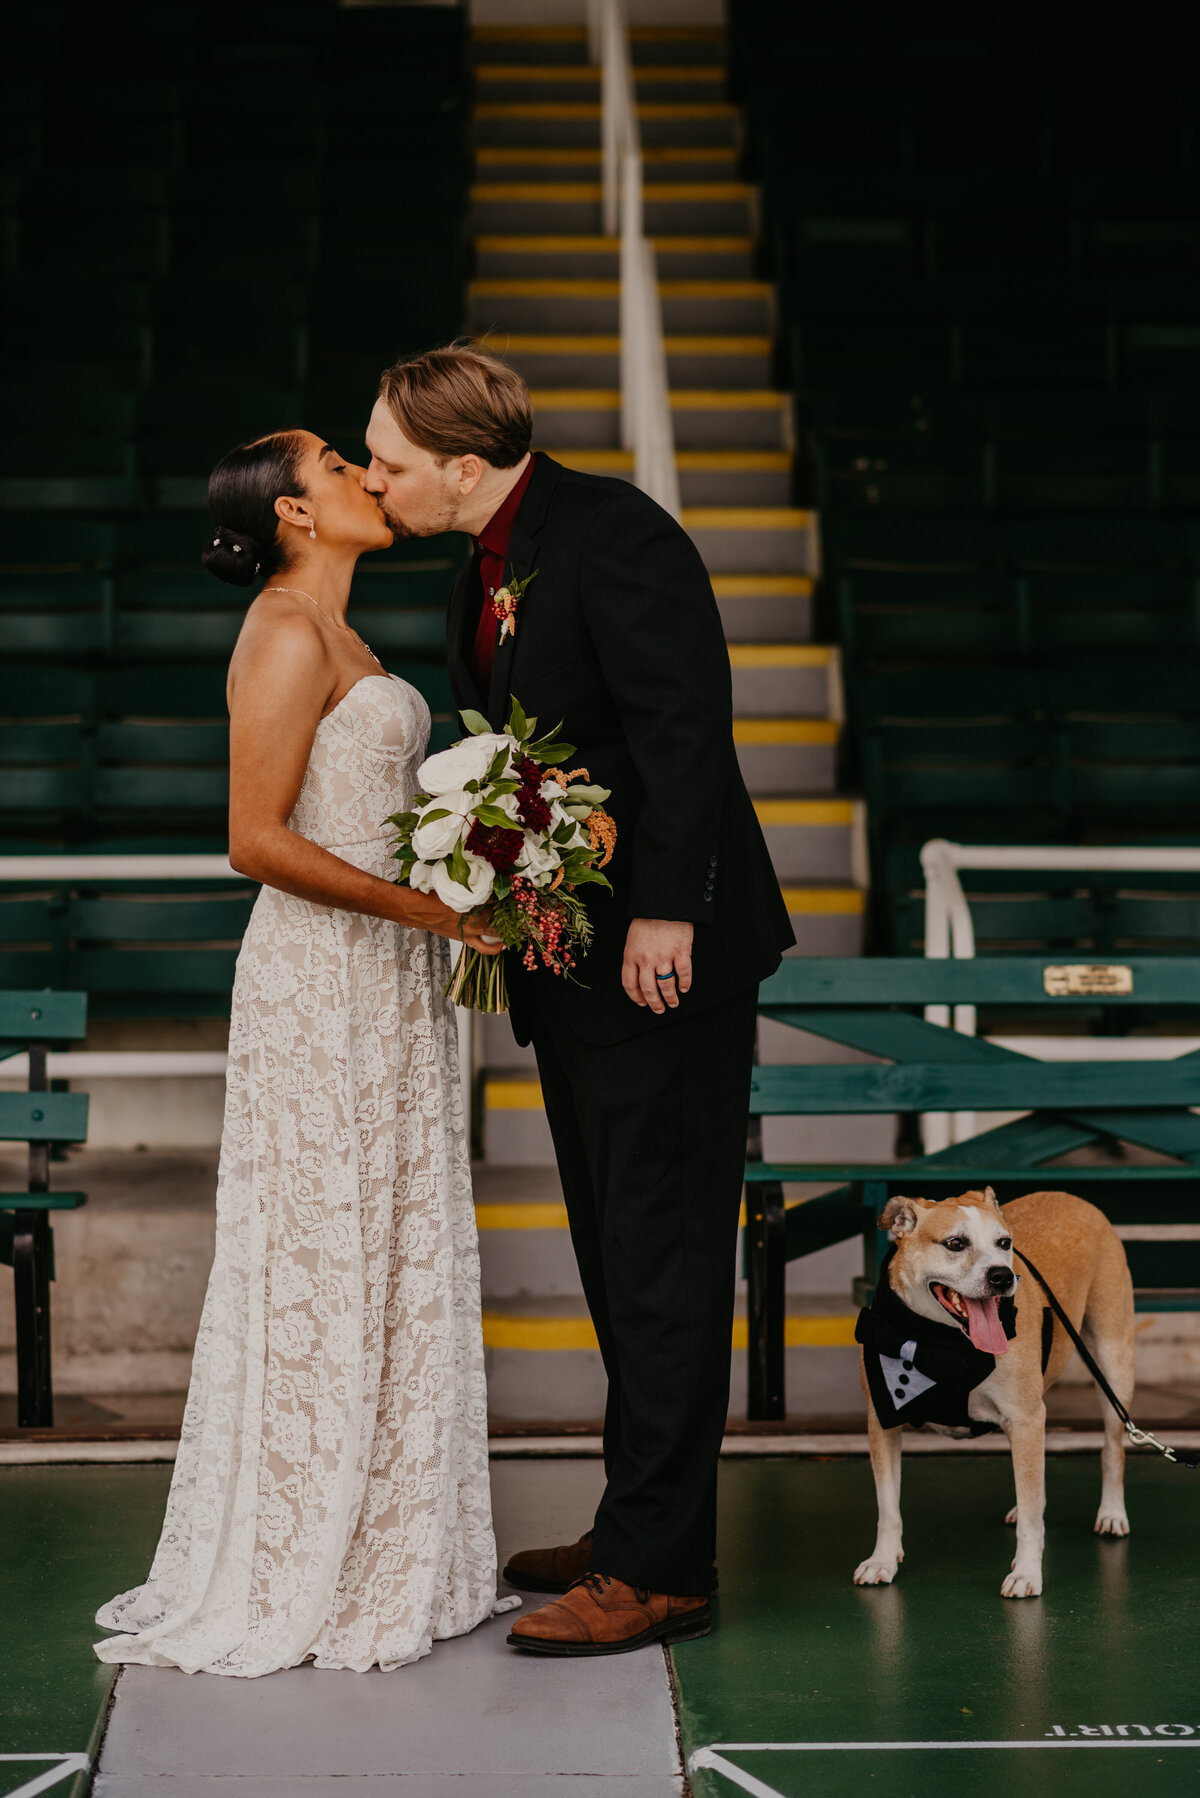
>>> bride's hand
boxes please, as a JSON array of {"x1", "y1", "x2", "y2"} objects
[{"x1": 399, "y1": 890, "x2": 504, "y2": 954}]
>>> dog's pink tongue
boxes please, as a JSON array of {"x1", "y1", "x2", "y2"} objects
[{"x1": 965, "y1": 1296, "x2": 1009, "y2": 1355}]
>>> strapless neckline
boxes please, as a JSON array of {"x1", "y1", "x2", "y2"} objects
[{"x1": 321, "y1": 672, "x2": 400, "y2": 725}]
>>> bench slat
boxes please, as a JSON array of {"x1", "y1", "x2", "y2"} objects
[
  {"x1": 0, "y1": 989, "x2": 87, "y2": 1044},
  {"x1": 0, "y1": 1091, "x2": 89, "y2": 1144},
  {"x1": 0, "y1": 1192, "x2": 87, "y2": 1209},
  {"x1": 760, "y1": 955, "x2": 1200, "y2": 1007},
  {"x1": 749, "y1": 1060, "x2": 1200, "y2": 1113}
]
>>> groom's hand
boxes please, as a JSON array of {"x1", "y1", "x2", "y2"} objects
[{"x1": 622, "y1": 919, "x2": 694, "y2": 1014}]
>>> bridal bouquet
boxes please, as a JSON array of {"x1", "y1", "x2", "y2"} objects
[{"x1": 389, "y1": 699, "x2": 616, "y2": 1013}]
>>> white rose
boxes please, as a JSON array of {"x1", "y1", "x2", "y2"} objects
[
  {"x1": 436, "y1": 852, "x2": 495, "y2": 910},
  {"x1": 407, "y1": 853, "x2": 495, "y2": 912},
  {"x1": 516, "y1": 831, "x2": 561, "y2": 886},
  {"x1": 418, "y1": 733, "x2": 510, "y2": 797},
  {"x1": 411, "y1": 791, "x2": 472, "y2": 861}
]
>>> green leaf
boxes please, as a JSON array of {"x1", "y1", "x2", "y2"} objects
[
  {"x1": 488, "y1": 778, "x2": 521, "y2": 796},
  {"x1": 552, "y1": 821, "x2": 576, "y2": 844},
  {"x1": 563, "y1": 803, "x2": 591, "y2": 820},
  {"x1": 418, "y1": 808, "x2": 452, "y2": 824},
  {"x1": 447, "y1": 840, "x2": 472, "y2": 887},
  {"x1": 527, "y1": 718, "x2": 567, "y2": 750},
  {"x1": 459, "y1": 709, "x2": 490, "y2": 736},
  {"x1": 528, "y1": 739, "x2": 574, "y2": 763},
  {"x1": 472, "y1": 804, "x2": 523, "y2": 831},
  {"x1": 565, "y1": 784, "x2": 610, "y2": 806},
  {"x1": 464, "y1": 780, "x2": 480, "y2": 794},
  {"x1": 486, "y1": 746, "x2": 511, "y2": 784},
  {"x1": 507, "y1": 695, "x2": 532, "y2": 742}
]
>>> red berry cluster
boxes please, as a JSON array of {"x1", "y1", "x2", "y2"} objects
[
  {"x1": 515, "y1": 879, "x2": 575, "y2": 976},
  {"x1": 466, "y1": 818, "x2": 521, "y2": 872}
]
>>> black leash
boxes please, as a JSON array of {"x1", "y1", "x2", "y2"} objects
[{"x1": 1014, "y1": 1248, "x2": 1199, "y2": 1471}]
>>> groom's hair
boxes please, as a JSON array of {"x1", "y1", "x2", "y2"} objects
[{"x1": 378, "y1": 344, "x2": 532, "y2": 469}]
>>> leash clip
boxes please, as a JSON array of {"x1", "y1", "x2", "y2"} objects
[{"x1": 1125, "y1": 1421, "x2": 1178, "y2": 1462}]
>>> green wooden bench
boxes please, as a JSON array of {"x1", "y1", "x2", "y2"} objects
[
  {"x1": 746, "y1": 955, "x2": 1200, "y2": 1420},
  {"x1": 0, "y1": 989, "x2": 89, "y2": 1427}
]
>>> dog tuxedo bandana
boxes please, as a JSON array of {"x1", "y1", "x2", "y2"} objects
[{"x1": 855, "y1": 1250, "x2": 1019, "y2": 1434}]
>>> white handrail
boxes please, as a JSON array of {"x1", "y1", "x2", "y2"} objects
[
  {"x1": 590, "y1": 0, "x2": 682, "y2": 521},
  {"x1": 919, "y1": 837, "x2": 1200, "y2": 1149}
]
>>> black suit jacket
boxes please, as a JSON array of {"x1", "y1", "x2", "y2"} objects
[{"x1": 446, "y1": 453, "x2": 795, "y2": 1045}]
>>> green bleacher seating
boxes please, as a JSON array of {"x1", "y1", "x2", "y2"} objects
[
  {"x1": 0, "y1": 987, "x2": 89, "y2": 1427},
  {"x1": 745, "y1": 955, "x2": 1200, "y2": 1418}
]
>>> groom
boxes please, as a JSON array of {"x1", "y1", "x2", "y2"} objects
[{"x1": 365, "y1": 345, "x2": 793, "y2": 1654}]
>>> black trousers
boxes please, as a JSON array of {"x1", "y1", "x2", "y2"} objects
[{"x1": 528, "y1": 984, "x2": 758, "y2": 1596}]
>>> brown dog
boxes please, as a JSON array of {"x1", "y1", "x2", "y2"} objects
[{"x1": 854, "y1": 1187, "x2": 1134, "y2": 1598}]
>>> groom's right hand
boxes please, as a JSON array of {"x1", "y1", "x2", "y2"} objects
[{"x1": 401, "y1": 890, "x2": 504, "y2": 954}]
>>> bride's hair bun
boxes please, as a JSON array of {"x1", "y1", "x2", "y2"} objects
[
  {"x1": 201, "y1": 429, "x2": 308, "y2": 590},
  {"x1": 202, "y1": 526, "x2": 264, "y2": 588}
]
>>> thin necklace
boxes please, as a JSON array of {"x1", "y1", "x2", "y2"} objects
[{"x1": 262, "y1": 585, "x2": 384, "y2": 667}]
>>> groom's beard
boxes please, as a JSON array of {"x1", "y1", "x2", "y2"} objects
[{"x1": 377, "y1": 496, "x2": 461, "y2": 540}]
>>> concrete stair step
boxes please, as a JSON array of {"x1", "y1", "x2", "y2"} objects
[
  {"x1": 478, "y1": 335, "x2": 773, "y2": 390},
  {"x1": 473, "y1": 104, "x2": 739, "y2": 149},
  {"x1": 476, "y1": 145, "x2": 740, "y2": 183},
  {"x1": 474, "y1": 65, "x2": 727, "y2": 105},
  {"x1": 468, "y1": 278, "x2": 772, "y2": 336},
  {"x1": 713, "y1": 575, "x2": 814, "y2": 640},
  {"x1": 730, "y1": 643, "x2": 839, "y2": 716},
  {"x1": 479, "y1": 1292, "x2": 863, "y2": 1424},
  {"x1": 528, "y1": 388, "x2": 787, "y2": 450},
  {"x1": 734, "y1": 718, "x2": 839, "y2": 795},
  {"x1": 754, "y1": 797, "x2": 867, "y2": 886},
  {"x1": 547, "y1": 447, "x2": 792, "y2": 507},
  {"x1": 472, "y1": 25, "x2": 726, "y2": 68},
  {"x1": 471, "y1": 182, "x2": 756, "y2": 236},
  {"x1": 475, "y1": 235, "x2": 757, "y2": 280},
  {"x1": 682, "y1": 505, "x2": 816, "y2": 572}
]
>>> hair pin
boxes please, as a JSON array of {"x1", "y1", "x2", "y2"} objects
[{"x1": 212, "y1": 537, "x2": 220, "y2": 546}]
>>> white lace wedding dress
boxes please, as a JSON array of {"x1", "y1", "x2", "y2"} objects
[{"x1": 95, "y1": 674, "x2": 498, "y2": 1676}]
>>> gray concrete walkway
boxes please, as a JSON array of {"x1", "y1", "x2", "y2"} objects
[{"x1": 93, "y1": 1460, "x2": 685, "y2": 1798}]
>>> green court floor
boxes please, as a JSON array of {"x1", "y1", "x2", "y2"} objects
[
  {"x1": 0, "y1": 1466, "x2": 172, "y2": 1798},
  {"x1": 672, "y1": 1456, "x2": 1200, "y2": 1798}
]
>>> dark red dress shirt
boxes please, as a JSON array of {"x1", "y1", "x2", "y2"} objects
[{"x1": 470, "y1": 454, "x2": 537, "y2": 696}]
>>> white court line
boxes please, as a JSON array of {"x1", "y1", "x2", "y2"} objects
[
  {"x1": 690, "y1": 1739, "x2": 1200, "y2": 1798},
  {"x1": 0, "y1": 1755, "x2": 91, "y2": 1798}
]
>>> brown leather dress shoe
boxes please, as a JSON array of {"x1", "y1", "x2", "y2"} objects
[
  {"x1": 507, "y1": 1572, "x2": 711, "y2": 1656},
  {"x1": 503, "y1": 1531, "x2": 720, "y2": 1598},
  {"x1": 502, "y1": 1529, "x2": 595, "y2": 1594}
]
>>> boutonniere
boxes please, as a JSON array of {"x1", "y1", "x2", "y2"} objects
[{"x1": 492, "y1": 566, "x2": 538, "y2": 641}]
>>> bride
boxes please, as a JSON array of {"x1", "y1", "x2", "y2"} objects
[{"x1": 95, "y1": 429, "x2": 503, "y2": 1676}]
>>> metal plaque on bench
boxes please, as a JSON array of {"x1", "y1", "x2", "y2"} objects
[{"x1": 1043, "y1": 963, "x2": 1134, "y2": 997}]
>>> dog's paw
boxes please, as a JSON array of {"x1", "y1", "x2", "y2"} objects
[
  {"x1": 1001, "y1": 1567, "x2": 1043, "y2": 1599},
  {"x1": 853, "y1": 1556, "x2": 899, "y2": 1586},
  {"x1": 1094, "y1": 1507, "x2": 1130, "y2": 1537},
  {"x1": 1004, "y1": 1504, "x2": 1018, "y2": 1525}
]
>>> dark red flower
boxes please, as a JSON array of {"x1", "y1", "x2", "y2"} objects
[
  {"x1": 466, "y1": 818, "x2": 522, "y2": 872},
  {"x1": 514, "y1": 754, "x2": 542, "y2": 789},
  {"x1": 516, "y1": 787, "x2": 552, "y2": 832}
]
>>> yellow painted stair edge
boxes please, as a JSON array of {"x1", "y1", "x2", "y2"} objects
[
  {"x1": 482, "y1": 1313, "x2": 859, "y2": 1350},
  {"x1": 732, "y1": 719, "x2": 838, "y2": 744}
]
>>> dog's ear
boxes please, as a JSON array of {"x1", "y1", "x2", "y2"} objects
[
  {"x1": 983, "y1": 1184, "x2": 1000, "y2": 1208},
  {"x1": 879, "y1": 1195, "x2": 927, "y2": 1239}
]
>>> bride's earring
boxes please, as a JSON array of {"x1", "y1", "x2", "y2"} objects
[{"x1": 309, "y1": 522, "x2": 317, "y2": 540}]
